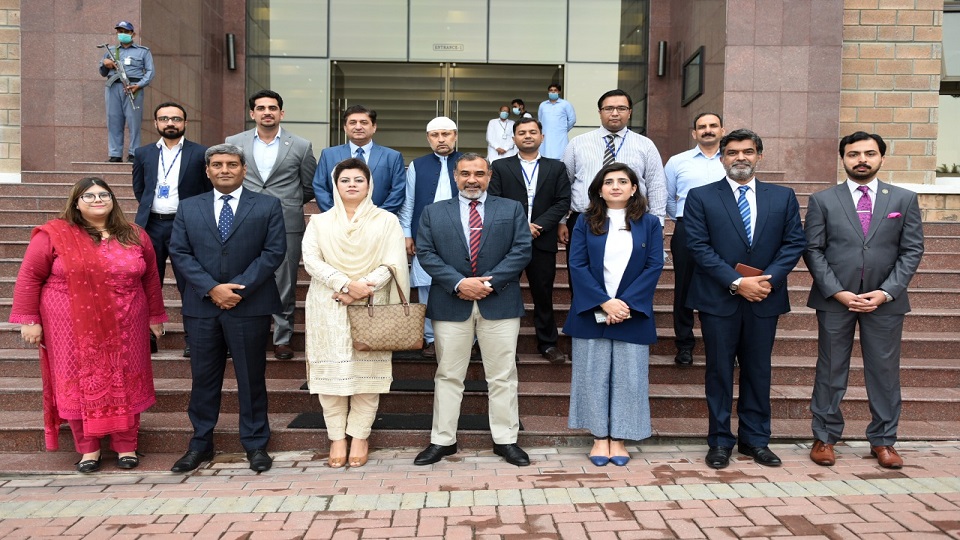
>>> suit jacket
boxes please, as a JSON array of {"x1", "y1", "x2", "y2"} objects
[
  {"x1": 313, "y1": 142, "x2": 406, "y2": 213},
  {"x1": 684, "y1": 178, "x2": 805, "y2": 317},
  {"x1": 169, "y1": 189, "x2": 287, "y2": 318},
  {"x1": 416, "y1": 195, "x2": 533, "y2": 321},
  {"x1": 132, "y1": 139, "x2": 211, "y2": 227},
  {"x1": 804, "y1": 181, "x2": 924, "y2": 315},
  {"x1": 488, "y1": 155, "x2": 571, "y2": 253},
  {"x1": 562, "y1": 212, "x2": 663, "y2": 344},
  {"x1": 225, "y1": 128, "x2": 317, "y2": 235}
]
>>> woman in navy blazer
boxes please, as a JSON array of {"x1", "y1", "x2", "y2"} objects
[{"x1": 563, "y1": 163, "x2": 664, "y2": 467}]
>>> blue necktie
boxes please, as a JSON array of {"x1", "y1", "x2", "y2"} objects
[
  {"x1": 355, "y1": 147, "x2": 365, "y2": 161},
  {"x1": 737, "y1": 185, "x2": 752, "y2": 245},
  {"x1": 218, "y1": 194, "x2": 234, "y2": 242}
]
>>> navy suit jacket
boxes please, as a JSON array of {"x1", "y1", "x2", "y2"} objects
[
  {"x1": 684, "y1": 178, "x2": 805, "y2": 317},
  {"x1": 562, "y1": 212, "x2": 663, "y2": 344},
  {"x1": 169, "y1": 189, "x2": 287, "y2": 318},
  {"x1": 313, "y1": 142, "x2": 406, "y2": 213},
  {"x1": 416, "y1": 195, "x2": 532, "y2": 321},
  {"x1": 132, "y1": 139, "x2": 211, "y2": 227}
]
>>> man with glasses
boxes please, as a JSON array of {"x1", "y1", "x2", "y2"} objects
[
  {"x1": 132, "y1": 102, "x2": 212, "y2": 356},
  {"x1": 559, "y1": 89, "x2": 668, "y2": 293},
  {"x1": 99, "y1": 21, "x2": 154, "y2": 162},
  {"x1": 226, "y1": 90, "x2": 317, "y2": 360}
]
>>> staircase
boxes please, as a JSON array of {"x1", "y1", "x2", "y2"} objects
[{"x1": 1, "y1": 167, "x2": 959, "y2": 454}]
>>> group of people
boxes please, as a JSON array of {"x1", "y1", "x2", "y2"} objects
[{"x1": 15, "y1": 35, "x2": 924, "y2": 475}]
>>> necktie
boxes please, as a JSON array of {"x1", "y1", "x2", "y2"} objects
[
  {"x1": 603, "y1": 134, "x2": 616, "y2": 166},
  {"x1": 468, "y1": 200, "x2": 482, "y2": 276},
  {"x1": 857, "y1": 185, "x2": 872, "y2": 237},
  {"x1": 218, "y1": 194, "x2": 234, "y2": 242},
  {"x1": 355, "y1": 147, "x2": 365, "y2": 161},
  {"x1": 737, "y1": 185, "x2": 752, "y2": 245}
]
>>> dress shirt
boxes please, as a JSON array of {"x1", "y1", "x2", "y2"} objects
[
  {"x1": 846, "y1": 178, "x2": 878, "y2": 215},
  {"x1": 562, "y1": 127, "x2": 668, "y2": 221},
  {"x1": 152, "y1": 137, "x2": 183, "y2": 214},
  {"x1": 664, "y1": 145, "x2": 725, "y2": 219},
  {"x1": 458, "y1": 191, "x2": 487, "y2": 247},
  {"x1": 603, "y1": 208, "x2": 634, "y2": 298},
  {"x1": 726, "y1": 177, "x2": 757, "y2": 241},
  {"x1": 518, "y1": 153, "x2": 541, "y2": 221},
  {"x1": 399, "y1": 154, "x2": 453, "y2": 237},
  {"x1": 213, "y1": 186, "x2": 243, "y2": 227},
  {"x1": 252, "y1": 127, "x2": 281, "y2": 182},
  {"x1": 348, "y1": 140, "x2": 373, "y2": 162},
  {"x1": 485, "y1": 118, "x2": 517, "y2": 162}
]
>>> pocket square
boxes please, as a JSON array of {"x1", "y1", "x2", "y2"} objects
[{"x1": 886, "y1": 212, "x2": 902, "y2": 219}]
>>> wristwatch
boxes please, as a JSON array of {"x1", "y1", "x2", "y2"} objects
[
  {"x1": 729, "y1": 277, "x2": 743, "y2": 294},
  {"x1": 341, "y1": 284, "x2": 350, "y2": 294},
  {"x1": 881, "y1": 290, "x2": 893, "y2": 303}
]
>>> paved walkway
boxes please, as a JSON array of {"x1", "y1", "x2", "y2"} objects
[{"x1": 2, "y1": 441, "x2": 960, "y2": 538}]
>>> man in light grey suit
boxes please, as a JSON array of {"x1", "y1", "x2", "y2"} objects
[
  {"x1": 226, "y1": 90, "x2": 317, "y2": 360},
  {"x1": 804, "y1": 131, "x2": 924, "y2": 469},
  {"x1": 413, "y1": 153, "x2": 533, "y2": 467}
]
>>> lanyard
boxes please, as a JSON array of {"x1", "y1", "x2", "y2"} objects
[
  {"x1": 520, "y1": 160, "x2": 539, "y2": 189},
  {"x1": 500, "y1": 120, "x2": 510, "y2": 139},
  {"x1": 604, "y1": 131, "x2": 628, "y2": 161},
  {"x1": 159, "y1": 146, "x2": 183, "y2": 183}
]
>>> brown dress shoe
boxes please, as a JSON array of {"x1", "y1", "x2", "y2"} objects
[
  {"x1": 274, "y1": 344, "x2": 294, "y2": 360},
  {"x1": 422, "y1": 342, "x2": 436, "y2": 359},
  {"x1": 870, "y1": 445, "x2": 903, "y2": 469},
  {"x1": 810, "y1": 440, "x2": 836, "y2": 466}
]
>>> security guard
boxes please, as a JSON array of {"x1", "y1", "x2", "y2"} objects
[{"x1": 99, "y1": 21, "x2": 154, "y2": 162}]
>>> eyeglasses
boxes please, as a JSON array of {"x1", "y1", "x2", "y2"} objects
[
  {"x1": 80, "y1": 192, "x2": 113, "y2": 203},
  {"x1": 157, "y1": 116, "x2": 185, "y2": 124},
  {"x1": 600, "y1": 106, "x2": 631, "y2": 113}
]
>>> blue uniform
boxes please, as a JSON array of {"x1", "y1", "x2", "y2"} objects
[
  {"x1": 100, "y1": 43, "x2": 154, "y2": 158},
  {"x1": 536, "y1": 98, "x2": 576, "y2": 159}
]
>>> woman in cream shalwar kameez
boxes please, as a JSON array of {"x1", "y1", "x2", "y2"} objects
[{"x1": 302, "y1": 157, "x2": 410, "y2": 468}]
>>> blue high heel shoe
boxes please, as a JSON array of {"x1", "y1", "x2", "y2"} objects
[
  {"x1": 589, "y1": 455, "x2": 610, "y2": 466},
  {"x1": 610, "y1": 455, "x2": 631, "y2": 466}
]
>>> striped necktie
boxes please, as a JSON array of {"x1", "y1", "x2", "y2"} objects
[
  {"x1": 737, "y1": 185, "x2": 752, "y2": 245},
  {"x1": 468, "y1": 200, "x2": 482, "y2": 276},
  {"x1": 603, "y1": 134, "x2": 616, "y2": 166}
]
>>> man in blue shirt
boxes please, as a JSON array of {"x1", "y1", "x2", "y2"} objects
[
  {"x1": 537, "y1": 84, "x2": 576, "y2": 159},
  {"x1": 664, "y1": 112, "x2": 725, "y2": 366},
  {"x1": 99, "y1": 21, "x2": 154, "y2": 162}
]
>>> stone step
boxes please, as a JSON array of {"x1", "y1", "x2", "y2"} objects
[{"x1": 18, "y1": 170, "x2": 134, "y2": 185}]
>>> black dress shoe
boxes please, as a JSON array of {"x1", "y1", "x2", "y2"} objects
[
  {"x1": 705, "y1": 446, "x2": 732, "y2": 469},
  {"x1": 247, "y1": 448, "x2": 273, "y2": 472},
  {"x1": 674, "y1": 349, "x2": 693, "y2": 366},
  {"x1": 171, "y1": 448, "x2": 215, "y2": 472},
  {"x1": 127, "y1": 155, "x2": 136, "y2": 163},
  {"x1": 493, "y1": 443, "x2": 530, "y2": 467},
  {"x1": 150, "y1": 333, "x2": 158, "y2": 354},
  {"x1": 76, "y1": 456, "x2": 102, "y2": 473},
  {"x1": 542, "y1": 347, "x2": 568, "y2": 364},
  {"x1": 183, "y1": 344, "x2": 191, "y2": 358},
  {"x1": 107, "y1": 156, "x2": 122, "y2": 163},
  {"x1": 738, "y1": 443, "x2": 782, "y2": 467},
  {"x1": 414, "y1": 443, "x2": 457, "y2": 465},
  {"x1": 117, "y1": 455, "x2": 140, "y2": 469}
]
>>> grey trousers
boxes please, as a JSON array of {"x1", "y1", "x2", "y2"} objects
[{"x1": 273, "y1": 231, "x2": 303, "y2": 346}]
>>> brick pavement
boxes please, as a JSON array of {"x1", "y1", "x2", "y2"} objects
[{"x1": 1, "y1": 441, "x2": 960, "y2": 538}]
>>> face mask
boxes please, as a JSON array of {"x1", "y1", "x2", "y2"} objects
[
  {"x1": 499, "y1": 111, "x2": 509, "y2": 120},
  {"x1": 548, "y1": 92, "x2": 559, "y2": 100},
  {"x1": 117, "y1": 33, "x2": 133, "y2": 44},
  {"x1": 512, "y1": 107, "x2": 521, "y2": 115}
]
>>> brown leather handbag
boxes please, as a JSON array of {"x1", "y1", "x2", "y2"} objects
[{"x1": 346, "y1": 266, "x2": 425, "y2": 351}]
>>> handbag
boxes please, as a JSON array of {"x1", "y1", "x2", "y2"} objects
[{"x1": 346, "y1": 266, "x2": 426, "y2": 351}]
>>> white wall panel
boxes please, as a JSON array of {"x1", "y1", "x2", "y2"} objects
[
  {"x1": 488, "y1": 0, "x2": 565, "y2": 64},
  {"x1": 329, "y1": 0, "x2": 408, "y2": 60},
  {"x1": 565, "y1": 63, "x2": 619, "y2": 128},
  {"x1": 409, "y1": 0, "x2": 488, "y2": 62},
  {"x1": 568, "y1": 0, "x2": 620, "y2": 63}
]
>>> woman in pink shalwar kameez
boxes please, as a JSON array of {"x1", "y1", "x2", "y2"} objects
[{"x1": 10, "y1": 177, "x2": 167, "y2": 473}]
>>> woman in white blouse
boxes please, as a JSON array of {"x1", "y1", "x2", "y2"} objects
[
  {"x1": 302, "y1": 158, "x2": 409, "y2": 469},
  {"x1": 562, "y1": 162, "x2": 664, "y2": 466}
]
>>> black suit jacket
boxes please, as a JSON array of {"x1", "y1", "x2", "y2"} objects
[
  {"x1": 132, "y1": 139, "x2": 212, "y2": 227},
  {"x1": 488, "y1": 155, "x2": 571, "y2": 252}
]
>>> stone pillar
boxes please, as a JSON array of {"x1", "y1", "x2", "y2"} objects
[{"x1": 0, "y1": 0, "x2": 19, "y2": 182}]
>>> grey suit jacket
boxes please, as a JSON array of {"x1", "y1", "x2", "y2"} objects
[
  {"x1": 225, "y1": 128, "x2": 317, "y2": 234},
  {"x1": 415, "y1": 195, "x2": 533, "y2": 322},
  {"x1": 803, "y1": 180, "x2": 924, "y2": 315}
]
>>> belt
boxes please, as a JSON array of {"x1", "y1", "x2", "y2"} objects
[
  {"x1": 113, "y1": 77, "x2": 141, "y2": 84},
  {"x1": 150, "y1": 212, "x2": 176, "y2": 221}
]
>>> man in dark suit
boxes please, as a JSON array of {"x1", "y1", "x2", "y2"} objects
[
  {"x1": 684, "y1": 129, "x2": 805, "y2": 469},
  {"x1": 313, "y1": 104, "x2": 406, "y2": 213},
  {"x1": 413, "y1": 153, "x2": 533, "y2": 467},
  {"x1": 168, "y1": 143, "x2": 286, "y2": 473},
  {"x1": 226, "y1": 90, "x2": 317, "y2": 360},
  {"x1": 804, "y1": 132, "x2": 924, "y2": 469},
  {"x1": 132, "y1": 102, "x2": 211, "y2": 356},
  {"x1": 489, "y1": 117, "x2": 571, "y2": 364}
]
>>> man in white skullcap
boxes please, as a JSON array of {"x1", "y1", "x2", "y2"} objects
[{"x1": 398, "y1": 117, "x2": 464, "y2": 359}]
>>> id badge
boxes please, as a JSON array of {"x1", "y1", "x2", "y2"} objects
[
  {"x1": 124, "y1": 56, "x2": 132, "y2": 66},
  {"x1": 158, "y1": 184, "x2": 170, "y2": 198}
]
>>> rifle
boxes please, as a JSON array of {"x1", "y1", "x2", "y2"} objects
[{"x1": 97, "y1": 44, "x2": 139, "y2": 110}]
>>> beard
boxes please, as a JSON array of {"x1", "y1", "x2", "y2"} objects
[
  {"x1": 158, "y1": 126, "x2": 185, "y2": 140},
  {"x1": 845, "y1": 163, "x2": 877, "y2": 182},
  {"x1": 726, "y1": 161, "x2": 755, "y2": 182}
]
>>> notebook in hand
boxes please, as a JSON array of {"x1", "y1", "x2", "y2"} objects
[{"x1": 735, "y1": 263, "x2": 763, "y2": 277}]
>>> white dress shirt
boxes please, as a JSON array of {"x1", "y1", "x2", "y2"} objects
[
  {"x1": 726, "y1": 177, "x2": 757, "y2": 242},
  {"x1": 846, "y1": 178, "x2": 878, "y2": 215},
  {"x1": 152, "y1": 137, "x2": 184, "y2": 214},
  {"x1": 213, "y1": 186, "x2": 243, "y2": 227},
  {"x1": 518, "y1": 153, "x2": 541, "y2": 221}
]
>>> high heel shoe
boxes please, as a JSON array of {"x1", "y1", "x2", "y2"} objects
[
  {"x1": 349, "y1": 439, "x2": 369, "y2": 468},
  {"x1": 589, "y1": 455, "x2": 610, "y2": 466},
  {"x1": 327, "y1": 439, "x2": 347, "y2": 468},
  {"x1": 610, "y1": 455, "x2": 631, "y2": 466},
  {"x1": 76, "y1": 456, "x2": 102, "y2": 473}
]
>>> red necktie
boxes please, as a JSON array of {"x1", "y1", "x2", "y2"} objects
[{"x1": 468, "y1": 200, "x2": 482, "y2": 276}]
